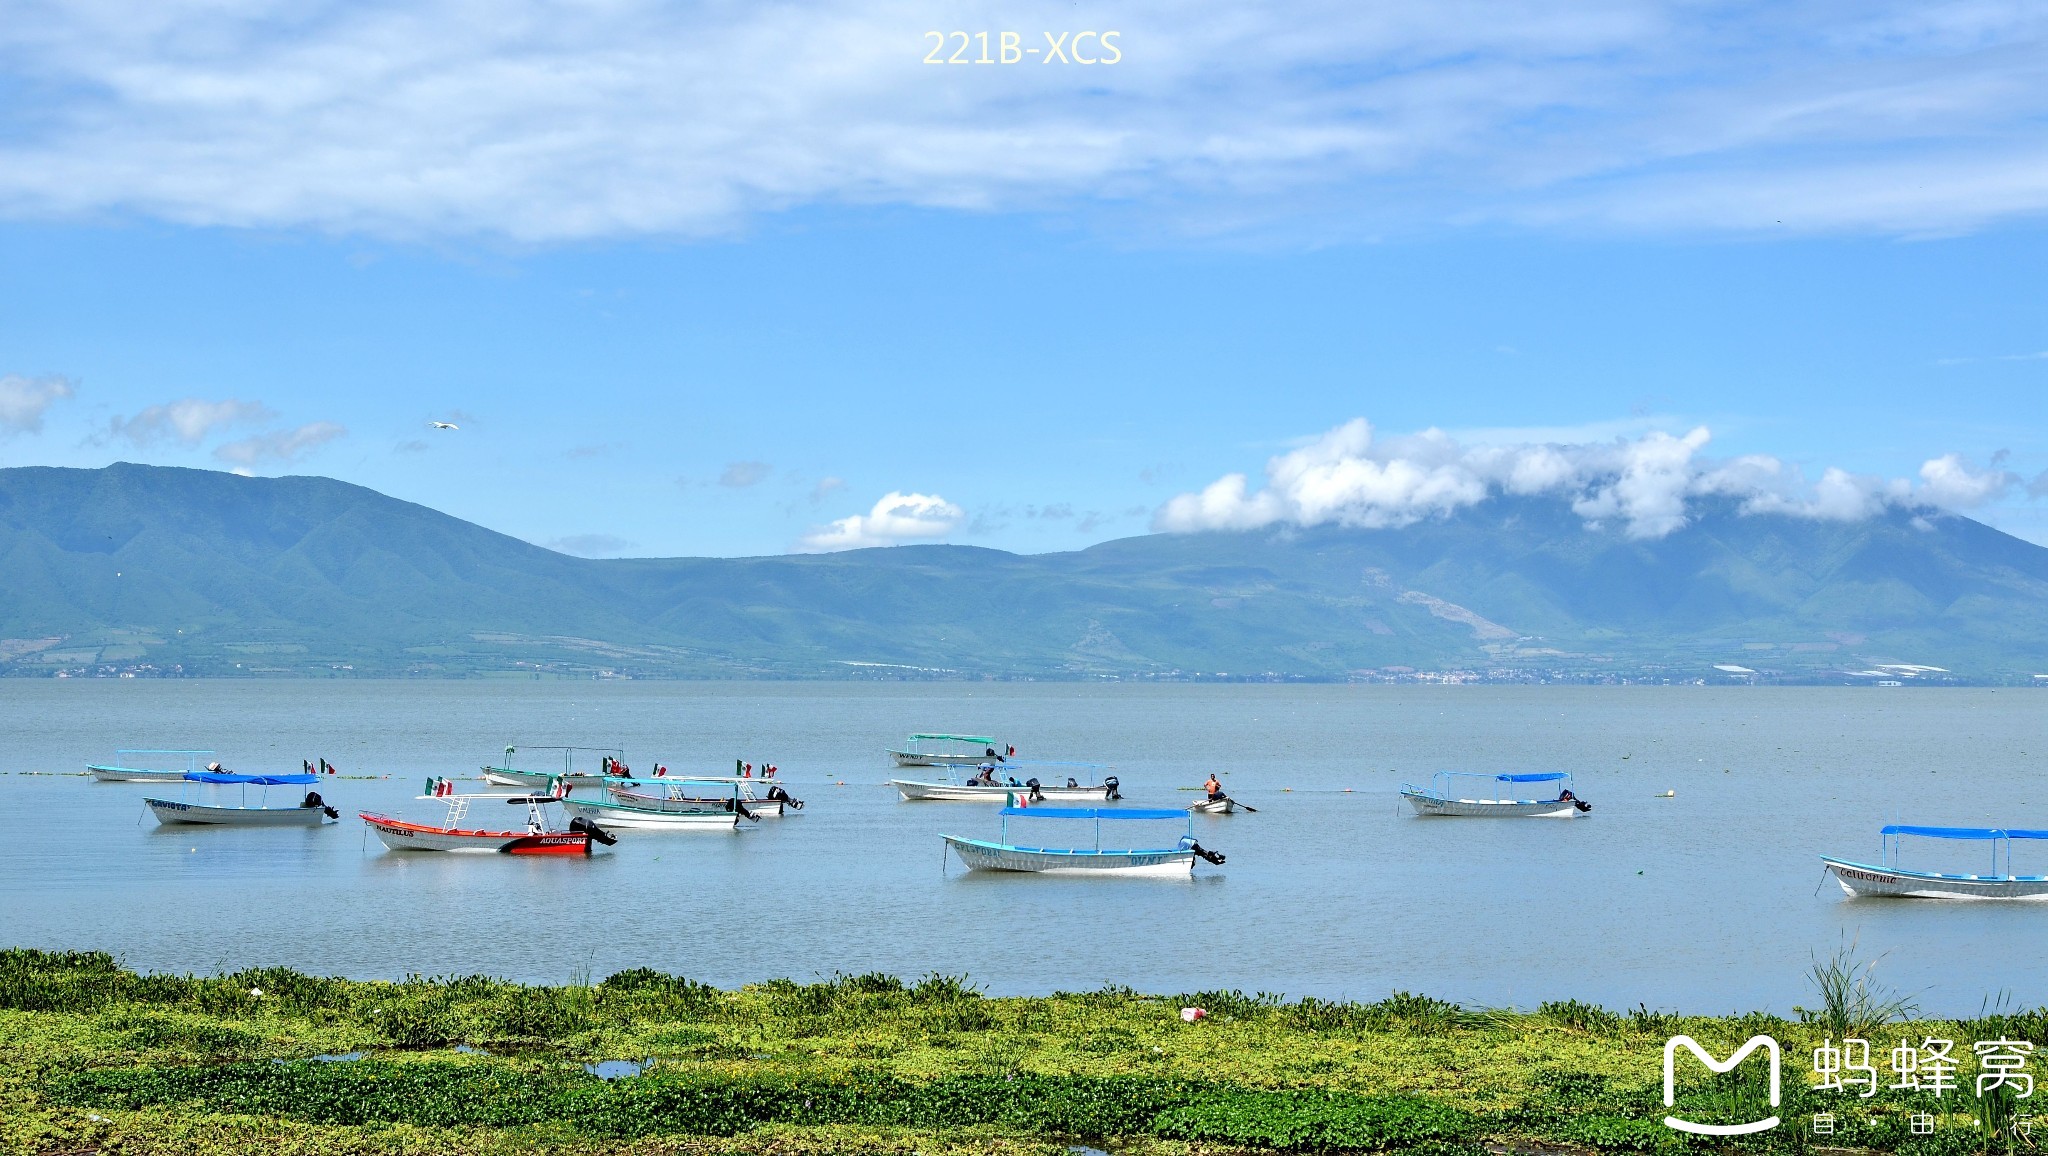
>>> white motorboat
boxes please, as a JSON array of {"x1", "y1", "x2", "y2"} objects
[
  {"x1": 887, "y1": 733, "x2": 1010, "y2": 767},
  {"x1": 893, "y1": 765, "x2": 1121, "y2": 803},
  {"x1": 478, "y1": 744, "x2": 627, "y2": 788},
  {"x1": 564, "y1": 777, "x2": 750, "y2": 830},
  {"x1": 1823, "y1": 826, "x2": 2048, "y2": 900},
  {"x1": 942, "y1": 806, "x2": 1225, "y2": 876},
  {"x1": 144, "y1": 772, "x2": 339, "y2": 827},
  {"x1": 607, "y1": 775, "x2": 800, "y2": 817},
  {"x1": 89, "y1": 749, "x2": 215, "y2": 783},
  {"x1": 1400, "y1": 772, "x2": 1591, "y2": 818}
]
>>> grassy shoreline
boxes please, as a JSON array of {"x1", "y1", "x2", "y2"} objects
[{"x1": 3, "y1": 950, "x2": 2033, "y2": 1155}]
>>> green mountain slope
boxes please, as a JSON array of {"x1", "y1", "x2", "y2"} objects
[{"x1": 2, "y1": 463, "x2": 2043, "y2": 681}]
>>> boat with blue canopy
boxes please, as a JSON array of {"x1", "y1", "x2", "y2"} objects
[
  {"x1": 942, "y1": 805, "x2": 1225, "y2": 875},
  {"x1": 1822, "y1": 826, "x2": 2048, "y2": 899},
  {"x1": 1400, "y1": 771, "x2": 1591, "y2": 818},
  {"x1": 88, "y1": 749, "x2": 215, "y2": 783},
  {"x1": 144, "y1": 772, "x2": 339, "y2": 827}
]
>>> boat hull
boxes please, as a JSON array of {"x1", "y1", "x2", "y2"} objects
[
  {"x1": 360, "y1": 812, "x2": 592, "y2": 854},
  {"x1": 1188, "y1": 797, "x2": 1236, "y2": 814},
  {"x1": 90, "y1": 766, "x2": 190, "y2": 783},
  {"x1": 1821, "y1": 857, "x2": 2048, "y2": 900},
  {"x1": 145, "y1": 799, "x2": 332, "y2": 826},
  {"x1": 1402, "y1": 792, "x2": 1581, "y2": 818},
  {"x1": 893, "y1": 780, "x2": 1118, "y2": 802},
  {"x1": 942, "y1": 836, "x2": 1194, "y2": 875},
  {"x1": 561, "y1": 799, "x2": 740, "y2": 830}
]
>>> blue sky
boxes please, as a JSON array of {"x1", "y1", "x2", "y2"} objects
[{"x1": 0, "y1": 1, "x2": 2043, "y2": 555}]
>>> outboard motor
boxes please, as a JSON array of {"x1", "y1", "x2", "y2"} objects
[
  {"x1": 1574, "y1": 799, "x2": 1593, "y2": 813},
  {"x1": 765, "y1": 783, "x2": 803, "y2": 810},
  {"x1": 568, "y1": 815, "x2": 618, "y2": 846},
  {"x1": 1065, "y1": 777, "x2": 1079, "y2": 789},
  {"x1": 301, "y1": 791, "x2": 339, "y2": 819},
  {"x1": 1025, "y1": 777, "x2": 1044, "y2": 802},
  {"x1": 1103, "y1": 776, "x2": 1121, "y2": 801},
  {"x1": 734, "y1": 800, "x2": 761, "y2": 823},
  {"x1": 1178, "y1": 835, "x2": 1226, "y2": 865}
]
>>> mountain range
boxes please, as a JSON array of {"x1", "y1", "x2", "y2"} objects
[{"x1": 2, "y1": 462, "x2": 2044, "y2": 682}]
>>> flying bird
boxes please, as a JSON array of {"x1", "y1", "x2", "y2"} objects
[{"x1": 430, "y1": 421, "x2": 459, "y2": 430}]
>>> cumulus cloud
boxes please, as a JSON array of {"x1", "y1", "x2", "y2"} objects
[
  {"x1": 719, "y1": 460, "x2": 772, "y2": 488},
  {"x1": 1157, "y1": 417, "x2": 2028, "y2": 540},
  {"x1": 0, "y1": 374, "x2": 75, "y2": 435},
  {"x1": 213, "y1": 421, "x2": 348, "y2": 466},
  {"x1": 799, "y1": 491, "x2": 963, "y2": 551},
  {"x1": 0, "y1": 2, "x2": 2045, "y2": 241},
  {"x1": 107, "y1": 398, "x2": 273, "y2": 447}
]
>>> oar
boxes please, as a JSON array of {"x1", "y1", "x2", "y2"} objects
[{"x1": 1224, "y1": 794, "x2": 1258, "y2": 813}]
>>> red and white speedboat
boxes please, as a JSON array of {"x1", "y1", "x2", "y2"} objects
[{"x1": 360, "y1": 779, "x2": 617, "y2": 855}]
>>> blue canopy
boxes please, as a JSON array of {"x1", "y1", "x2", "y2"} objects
[
  {"x1": 999, "y1": 807, "x2": 1185, "y2": 820},
  {"x1": 1497, "y1": 773, "x2": 1569, "y2": 783},
  {"x1": 1881, "y1": 825, "x2": 2004, "y2": 840},
  {"x1": 186, "y1": 772, "x2": 318, "y2": 786}
]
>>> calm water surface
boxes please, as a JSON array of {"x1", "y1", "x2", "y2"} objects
[{"x1": 1, "y1": 681, "x2": 2040, "y2": 1015}]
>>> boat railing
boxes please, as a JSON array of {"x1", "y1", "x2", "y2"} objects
[{"x1": 996, "y1": 805, "x2": 1190, "y2": 851}]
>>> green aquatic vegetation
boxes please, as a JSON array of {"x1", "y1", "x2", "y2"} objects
[{"x1": 4, "y1": 948, "x2": 2038, "y2": 1155}]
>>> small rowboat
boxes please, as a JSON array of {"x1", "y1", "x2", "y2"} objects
[
  {"x1": 479, "y1": 744, "x2": 624, "y2": 788},
  {"x1": 144, "y1": 772, "x2": 339, "y2": 827},
  {"x1": 90, "y1": 749, "x2": 214, "y2": 783},
  {"x1": 887, "y1": 734, "x2": 1010, "y2": 767},
  {"x1": 1400, "y1": 772, "x2": 1591, "y2": 818},
  {"x1": 1823, "y1": 826, "x2": 2048, "y2": 900},
  {"x1": 361, "y1": 781, "x2": 616, "y2": 855},
  {"x1": 943, "y1": 806, "x2": 1225, "y2": 876},
  {"x1": 1188, "y1": 796, "x2": 1236, "y2": 815}
]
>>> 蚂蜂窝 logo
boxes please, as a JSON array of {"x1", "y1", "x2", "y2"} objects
[{"x1": 1663, "y1": 1035, "x2": 1782, "y2": 1135}]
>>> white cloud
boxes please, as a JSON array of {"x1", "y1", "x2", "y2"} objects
[
  {"x1": 0, "y1": 374, "x2": 75, "y2": 435},
  {"x1": 809, "y1": 476, "x2": 845, "y2": 504},
  {"x1": 107, "y1": 398, "x2": 272, "y2": 447},
  {"x1": 1, "y1": 2, "x2": 2045, "y2": 241},
  {"x1": 1157, "y1": 417, "x2": 2035, "y2": 539},
  {"x1": 213, "y1": 421, "x2": 348, "y2": 465},
  {"x1": 799, "y1": 491, "x2": 963, "y2": 551},
  {"x1": 1917, "y1": 453, "x2": 2018, "y2": 508}
]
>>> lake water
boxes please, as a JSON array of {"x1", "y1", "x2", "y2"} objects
[{"x1": 2, "y1": 681, "x2": 2040, "y2": 1016}]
